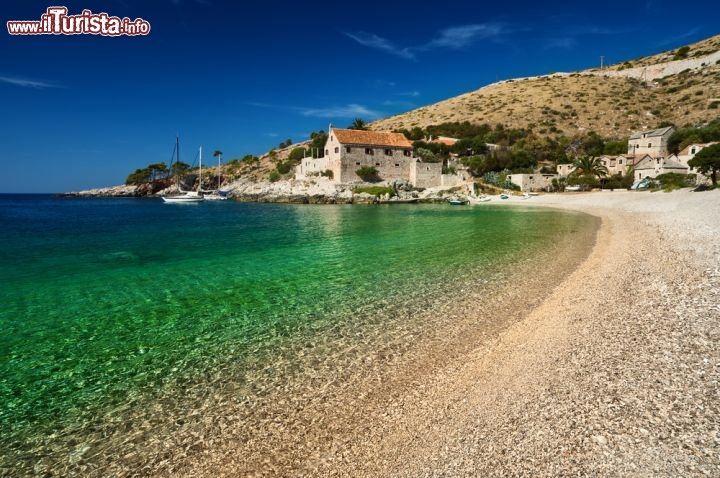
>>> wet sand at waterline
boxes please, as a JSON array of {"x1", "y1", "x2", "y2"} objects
[{"x1": 179, "y1": 190, "x2": 719, "y2": 477}]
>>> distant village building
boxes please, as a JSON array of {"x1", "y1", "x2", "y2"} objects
[
  {"x1": 598, "y1": 154, "x2": 636, "y2": 177},
  {"x1": 555, "y1": 127, "x2": 679, "y2": 182},
  {"x1": 675, "y1": 142, "x2": 717, "y2": 183},
  {"x1": 296, "y1": 126, "x2": 442, "y2": 188},
  {"x1": 634, "y1": 154, "x2": 688, "y2": 181},
  {"x1": 507, "y1": 172, "x2": 557, "y2": 192},
  {"x1": 556, "y1": 163, "x2": 576, "y2": 177},
  {"x1": 627, "y1": 126, "x2": 675, "y2": 158}
]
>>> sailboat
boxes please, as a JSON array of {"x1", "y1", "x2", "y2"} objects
[
  {"x1": 202, "y1": 150, "x2": 228, "y2": 201},
  {"x1": 162, "y1": 137, "x2": 205, "y2": 203}
]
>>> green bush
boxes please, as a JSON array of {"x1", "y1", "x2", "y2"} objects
[
  {"x1": 276, "y1": 161, "x2": 292, "y2": 174},
  {"x1": 655, "y1": 172, "x2": 695, "y2": 190},
  {"x1": 125, "y1": 168, "x2": 150, "y2": 185},
  {"x1": 673, "y1": 46, "x2": 690, "y2": 60},
  {"x1": 352, "y1": 186, "x2": 395, "y2": 197},
  {"x1": 269, "y1": 171, "x2": 280, "y2": 182},
  {"x1": 287, "y1": 147, "x2": 307, "y2": 163},
  {"x1": 356, "y1": 166, "x2": 380, "y2": 182},
  {"x1": 321, "y1": 169, "x2": 334, "y2": 179}
]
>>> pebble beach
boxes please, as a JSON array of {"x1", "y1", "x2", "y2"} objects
[{"x1": 182, "y1": 189, "x2": 719, "y2": 477}]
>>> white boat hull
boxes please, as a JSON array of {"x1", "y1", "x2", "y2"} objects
[
  {"x1": 162, "y1": 195, "x2": 204, "y2": 203},
  {"x1": 202, "y1": 193, "x2": 227, "y2": 201}
]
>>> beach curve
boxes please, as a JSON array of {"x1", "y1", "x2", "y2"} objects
[{"x1": 172, "y1": 189, "x2": 719, "y2": 477}]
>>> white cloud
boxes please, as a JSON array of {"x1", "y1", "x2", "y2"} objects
[
  {"x1": 657, "y1": 28, "x2": 701, "y2": 46},
  {"x1": 0, "y1": 76, "x2": 61, "y2": 89},
  {"x1": 248, "y1": 101, "x2": 382, "y2": 120},
  {"x1": 426, "y1": 24, "x2": 504, "y2": 49},
  {"x1": 300, "y1": 104, "x2": 382, "y2": 119},
  {"x1": 344, "y1": 32, "x2": 415, "y2": 60},
  {"x1": 345, "y1": 23, "x2": 506, "y2": 60}
]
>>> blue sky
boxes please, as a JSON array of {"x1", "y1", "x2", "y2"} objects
[{"x1": 1, "y1": 0, "x2": 718, "y2": 192}]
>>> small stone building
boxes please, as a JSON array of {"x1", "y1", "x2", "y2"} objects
[
  {"x1": 677, "y1": 142, "x2": 717, "y2": 181},
  {"x1": 507, "y1": 172, "x2": 558, "y2": 192},
  {"x1": 296, "y1": 126, "x2": 442, "y2": 188},
  {"x1": 633, "y1": 154, "x2": 688, "y2": 181},
  {"x1": 627, "y1": 126, "x2": 675, "y2": 158}
]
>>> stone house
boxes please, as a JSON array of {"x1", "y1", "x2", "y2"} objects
[
  {"x1": 633, "y1": 154, "x2": 688, "y2": 181},
  {"x1": 507, "y1": 172, "x2": 558, "y2": 192},
  {"x1": 677, "y1": 142, "x2": 717, "y2": 181},
  {"x1": 556, "y1": 163, "x2": 576, "y2": 176},
  {"x1": 598, "y1": 154, "x2": 636, "y2": 176},
  {"x1": 296, "y1": 126, "x2": 442, "y2": 188},
  {"x1": 627, "y1": 126, "x2": 675, "y2": 158}
]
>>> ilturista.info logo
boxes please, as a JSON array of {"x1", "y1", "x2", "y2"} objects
[{"x1": 7, "y1": 6, "x2": 150, "y2": 36}]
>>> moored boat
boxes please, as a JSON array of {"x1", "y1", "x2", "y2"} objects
[{"x1": 162, "y1": 138, "x2": 205, "y2": 203}]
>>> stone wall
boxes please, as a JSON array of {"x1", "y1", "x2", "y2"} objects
[
  {"x1": 338, "y1": 148, "x2": 415, "y2": 183},
  {"x1": 296, "y1": 156, "x2": 331, "y2": 180},
  {"x1": 591, "y1": 50, "x2": 720, "y2": 82},
  {"x1": 408, "y1": 160, "x2": 442, "y2": 188}
]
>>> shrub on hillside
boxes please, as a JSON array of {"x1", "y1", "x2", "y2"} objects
[
  {"x1": 276, "y1": 161, "x2": 292, "y2": 174},
  {"x1": 356, "y1": 166, "x2": 380, "y2": 182}
]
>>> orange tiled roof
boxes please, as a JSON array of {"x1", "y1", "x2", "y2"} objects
[
  {"x1": 332, "y1": 128, "x2": 413, "y2": 148},
  {"x1": 678, "y1": 142, "x2": 717, "y2": 156},
  {"x1": 430, "y1": 137, "x2": 458, "y2": 146}
]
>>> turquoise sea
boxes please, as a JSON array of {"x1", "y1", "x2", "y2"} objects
[{"x1": 0, "y1": 194, "x2": 597, "y2": 474}]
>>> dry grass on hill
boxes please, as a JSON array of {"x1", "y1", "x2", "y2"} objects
[{"x1": 371, "y1": 35, "x2": 720, "y2": 139}]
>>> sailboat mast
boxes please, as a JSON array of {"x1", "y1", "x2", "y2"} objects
[
  {"x1": 199, "y1": 145, "x2": 202, "y2": 192},
  {"x1": 218, "y1": 152, "x2": 222, "y2": 190},
  {"x1": 175, "y1": 135, "x2": 180, "y2": 190}
]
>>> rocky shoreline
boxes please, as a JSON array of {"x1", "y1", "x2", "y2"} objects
[{"x1": 60, "y1": 178, "x2": 475, "y2": 204}]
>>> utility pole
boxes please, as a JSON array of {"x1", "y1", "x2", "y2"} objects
[{"x1": 600, "y1": 56, "x2": 605, "y2": 69}]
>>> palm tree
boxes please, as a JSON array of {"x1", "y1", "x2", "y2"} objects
[
  {"x1": 349, "y1": 118, "x2": 367, "y2": 130},
  {"x1": 213, "y1": 150, "x2": 223, "y2": 188},
  {"x1": 572, "y1": 156, "x2": 608, "y2": 178}
]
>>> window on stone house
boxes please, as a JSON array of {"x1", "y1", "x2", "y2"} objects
[
  {"x1": 395, "y1": 163, "x2": 399, "y2": 167},
  {"x1": 334, "y1": 147, "x2": 339, "y2": 153},
  {"x1": 619, "y1": 159, "x2": 623, "y2": 165},
  {"x1": 403, "y1": 150, "x2": 411, "y2": 157},
  {"x1": 385, "y1": 149, "x2": 392, "y2": 155},
  {"x1": 365, "y1": 148, "x2": 373, "y2": 155},
  {"x1": 647, "y1": 143, "x2": 652, "y2": 148},
  {"x1": 691, "y1": 147, "x2": 696, "y2": 154},
  {"x1": 325, "y1": 149, "x2": 329, "y2": 155},
  {"x1": 375, "y1": 162, "x2": 380, "y2": 166},
  {"x1": 346, "y1": 147, "x2": 352, "y2": 153},
  {"x1": 356, "y1": 162, "x2": 360, "y2": 165}
]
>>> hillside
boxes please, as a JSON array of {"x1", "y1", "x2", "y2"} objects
[{"x1": 371, "y1": 35, "x2": 720, "y2": 139}]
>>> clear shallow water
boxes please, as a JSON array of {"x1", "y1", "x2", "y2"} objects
[{"x1": 0, "y1": 194, "x2": 595, "y2": 468}]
